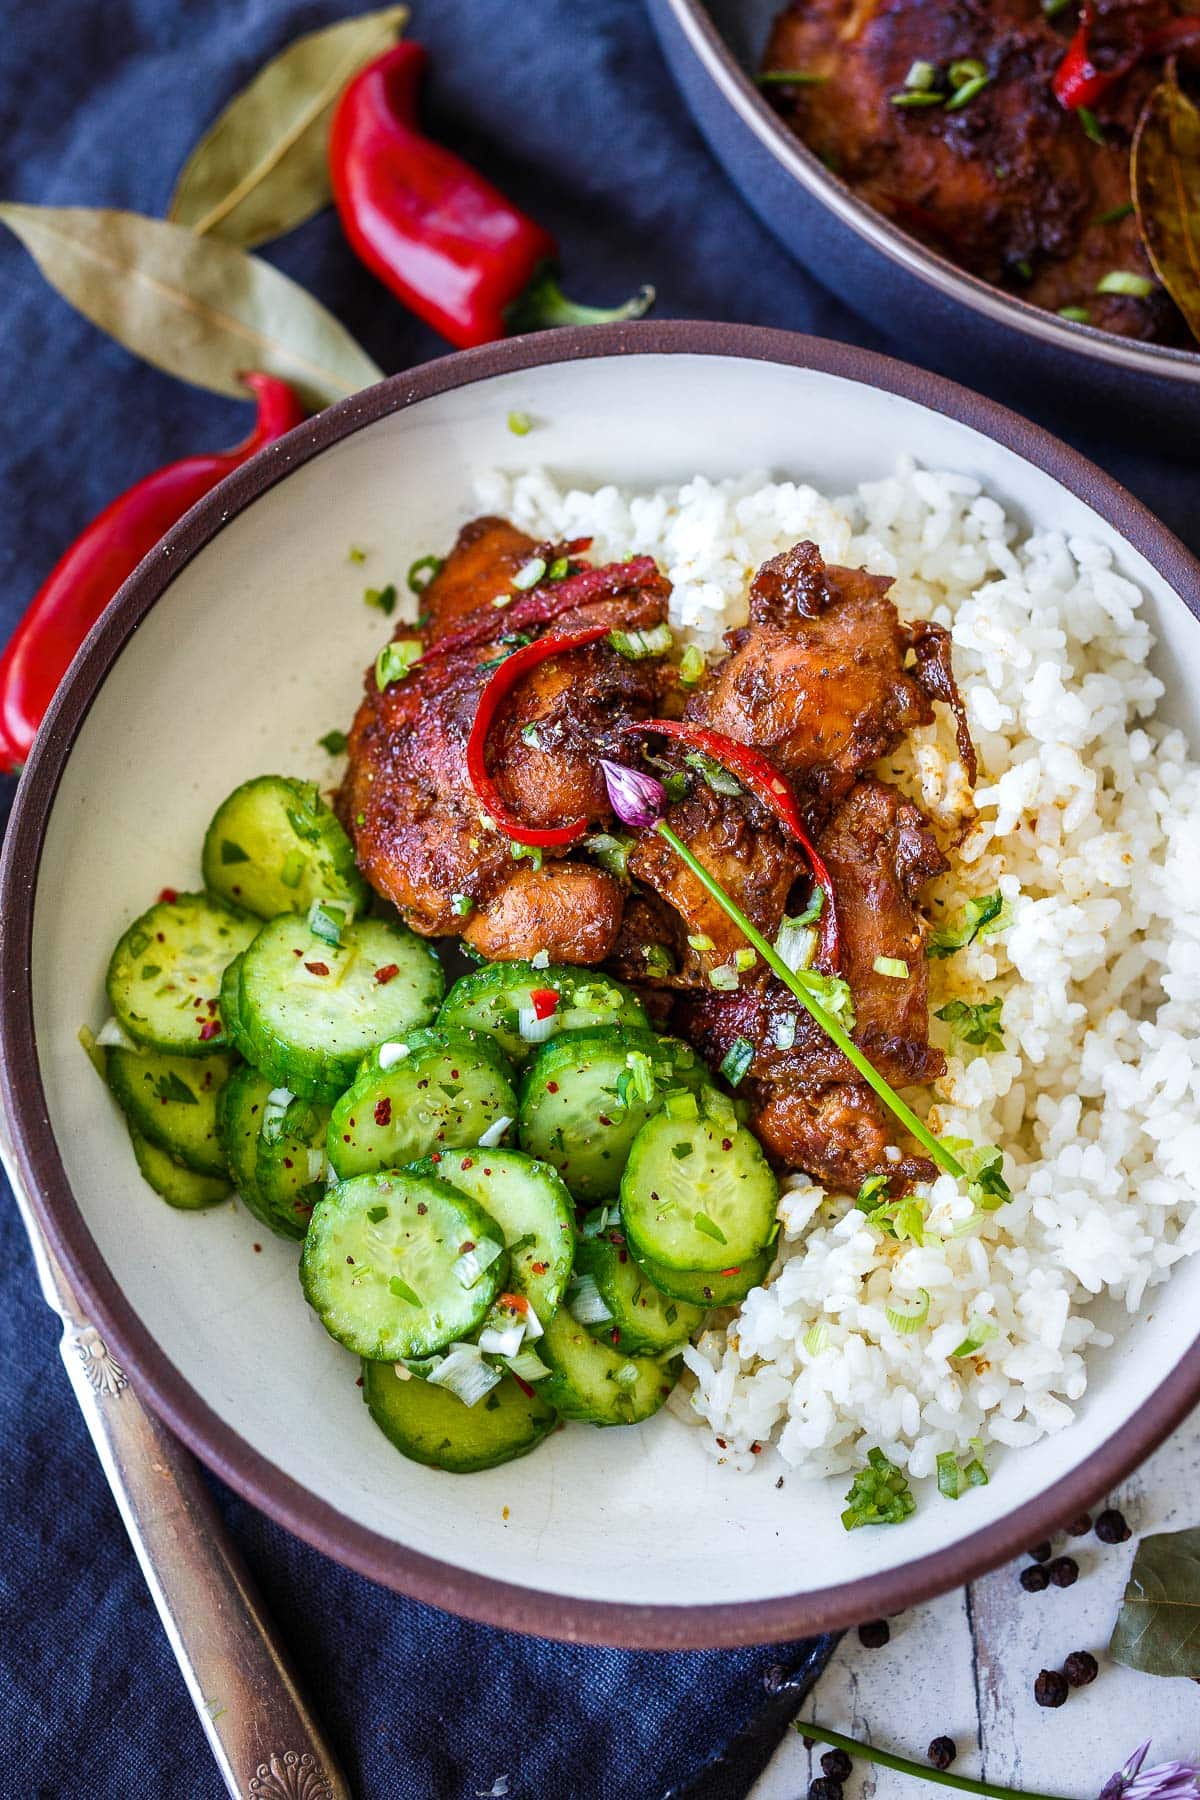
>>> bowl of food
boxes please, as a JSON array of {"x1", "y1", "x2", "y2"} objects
[
  {"x1": 3, "y1": 321, "x2": 1199, "y2": 1647},
  {"x1": 645, "y1": 0, "x2": 1200, "y2": 447}
]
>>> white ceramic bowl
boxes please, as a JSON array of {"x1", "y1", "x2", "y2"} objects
[{"x1": 4, "y1": 323, "x2": 1199, "y2": 1647}]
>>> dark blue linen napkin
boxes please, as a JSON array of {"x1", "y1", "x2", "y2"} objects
[{"x1": 0, "y1": 2, "x2": 1193, "y2": 1796}]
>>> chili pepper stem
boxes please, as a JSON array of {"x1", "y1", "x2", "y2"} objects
[
  {"x1": 795, "y1": 1724, "x2": 1065, "y2": 1800},
  {"x1": 506, "y1": 267, "x2": 656, "y2": 334},
  {"x1": 654, "y1": 821, "x2": 964, "y2": 1180}
]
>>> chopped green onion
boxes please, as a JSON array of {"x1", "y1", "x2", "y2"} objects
[
  {"x1": 663, "y1": 1087, "x2": 699, "y2": 1121},
  {"x1": 1013, "y1": 258, "x2": 1034, "y2": 281},
  {"x1": 905, "y1": 59, "x2": 939, "y2": 91},
  {"x1": 406, "y1": 554, "x2": 443, "y2": 595},
  {"x1": 388, "y1": 1275, "x2": 421, "y2": 1306},
  {"x1": 507, "y1": 410, "x2": 533, "y2": 436},
  {"x1": 307, "y1": 899, "x2": 346, "y2": 946},
  {"x1": 891, "y1": 89, "x2": 945, "y2": 108},
  {"x1": 1078, "y1": 105, "x2": 1105, "y2": 145},
  {"x1": 842, "y1": 1447, "x2": 917, "y2": 1530},
  {"x1": 1096, "y1": 269, "x2": 1155, "y2": 298},
  {"x1": 584, "y1": 831, "x2": 633, "y2": 878},
  {"x1": 950, "y1": 1315, "x2": 998, "y2": 1357},
  {"x1": 318, "y1": 729, "x2": 348, "y2": 755},
  {"x1": 693, "y1": 1211, "x2": 727, "y2": 1245},
  {"x1": 505, "y1": 1347, "x2": 550, "y2": 1382},
  {"x1": 802, "y1": 1321, "x2": 828, "y2": 1355},
  {"x1": 1042, "y1": 0, "x2": 1071, "y2": 16},
  {"x1": 684, "y1": 750, "x2": 742, "y2": 797},
  {"x1": 946, "y1": 71, "x2": 990, "y2": 108},
  {"x1": 941, "y1": 1137, "x2": 1010, "y2": 1211},
  {"x1": 734, "y1": 947, "x2": 757, "y2": 972},
  {"x1": 348, "y1": 545, "x2": 367, "y2": 564},
  {"x1": 547, "y1": 555, "x2": 570, "y2": 580},
  {"x1": 856, "y1": 1174, "x2": 890, "y2": 1213},
  {"x1": 510, "y1": 841, "x2": 544, "y2": 872},
  {"x1": 720, "y1": 1038, "x2": 755, "y2": 1088},
  {"x1": 512, "y1": 556, "x2": 547, "y2": 591},
  {"x1": 755, "y1": 69, "x2": 829, "y2": 86},
  {"x1": 949, "y1": 58, "x2": 987, "y2": 87},
  {"x1": 519, "y1": 723, "x2": 541, "y2": 749},
  {"x1": 566, "y1": 1272, "x2": 613, "y2": 1326},
  {"x1": 927, "y1": 890, "x2": 1008, "y2": 958},
  {"x1": 1057, "y1": 305, "x2": 1091, "y2": 323},
  {"x1": 935, "y1": 997, "x2": 1005, "y2": 1052},
  {"x1": 885, "y1": 1288, "x2": 931, "y2": 1334},
  {"x1": 965, "y1": 1438, "x2": 989, "y2": 1487},
  {"x1": 1095, "y1": 200, "x2": 1134, "y2": 226},
  {"x1": 708, "y1": 963, "x2": 740, "y2": 992},
  {"x1": 772, "y1": 1011, "x2": 797, "y2": 1051},
  {"x1": 687, "y1": 932, "x2": 716, "y2": 954},
  {"x1": 454, "y1": 1238, "x2": 504, "y2": 1290},
  {"x1": 792, "y1": 886, "x2": 825, "y2": 927},
  {"x1": 450, "y1": 893, "x2": 474, "y2": 916},
  {"x1": 491, "y1": 591, "x2": 513, "y2": 609},
  {"x1": 375, "y1": 637, "x2": 422, "y2": 691},
  {"x1": 873, "y1": 956, "x2": 909, "y2": 979},
  {"x1": 641, "y1": 943, "x2": 674, "y2": 976},
  {"x1": 937, "y1": 1451, "x2": 962, "y2": 1499},
  {"x1": 608, "y1": 622, "x2": 673, "y2": 660},
  {"x1": 617, "y1": 1050, "x2": 656, "y2": 1108},
  {"x1": 775, "y1": 919, "x2": 817, "y2": 973},
  {"x1": 678, "y1": 643, "x2": 707, "y2": 686},
  {"x1": 792, "y1": 966, "x2": 856, "y2": 1030},
  {"x1": 701, "y1": 1085, "x2": 737, "y2": 1131},
  {"x1": 662, "y1": 770, "x2": 690, "y2": 803},
  {"x1": 364, "y1": 582, "x2": 397, "y2": 615}
]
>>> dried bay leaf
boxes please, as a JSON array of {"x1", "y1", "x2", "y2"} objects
[
  {"x1": 169, "y1": 5, "x2": 408, "y2": 248},
  {"x1": 0, "y1": 204, "x2": 381, "y2": 410},
  {"x1": 1109, "y1": 1526, "x2": 1200, "y2": 1677},
  {"x1": 1133, "y1": 66, "x2": 1200, "y2": 342}
]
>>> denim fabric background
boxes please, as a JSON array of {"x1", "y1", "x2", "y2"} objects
[{"x1": 0, "y1": 3, "x2": 1194, "y2": 1797}]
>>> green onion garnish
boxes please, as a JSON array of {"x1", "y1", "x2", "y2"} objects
[
  {"x1": 937, "y1": 1450, "x2": 962, "y2": 1499},
  {"x1": 348, "y1": 545, "x2": 367, "y2": 564},
  {"x1": 608, "y1": 622, "x2": 673, "y2": 660},
  {"x1": 885, "y1": 1288, "x2": 930, "y2": 1334},
  {"x1": 935, "y1": 997, "x2": 1005, "y2": 1051},
  {"x1": 317, "y1": 729, "x2": 348, "y2": 755},
  {"x1": 720, "y1": 1038, "x2": 755, "y2": 1088},
  {"x1": 450, "y1": 893, "x2": 474, "y2": 916},
  {"x1": 512, "y1": 556, "x2": 547, "y2": 591},
  {"x1": 1078, "y1": 105, "x2": 1105, "y2": 145},
  {"x1": 547, "y1": 555, "x2": 570, "y2": 580},
  {"x1": 678, "y1": 643, "x2": 707, "y2": 686},
  {"x1": 507, "y1": 411, "x2": 533, "y2": 436},
  {"x1": 375, "y1": 637, "x2": 423, "y2": 691},
  {"x1": 1095, "y1": 200, "x2": 1134, "y2": 226},
  {"x1": 1042, "y1": 0, "x2": 1071, "y2": 16},
  {"x1": 948, "y1": 58, "x2": 987, "y2": 87},
  {"x1": 950, "y1": 1314, "x2": 998, "y2": 1358},
  {"x1": 693, "y1": 1211, "x2": 727, "y2": 1244},
  {"x1": 842, "y1": 1448, "x2": 916, "y2": 1530},
  {"x1": 891, "y1": 89, "x2": 945, "y2": 108},
  {"x1": 406, "y1": 553, "x2": 443, "y2": 595},
  {"x1": 927, "y1": 890, "x2": 1008, "y2": 958},
  {"x1": 755, "y1": 69, "x2": 829, "y2": 86},
  {"x1": 1097, "y1": 269, "x2": 1156, "y2": 298},
  {"x1": 1057, "y1": 305, "x2": 1091, "y2": 323},
  {"x1": 873, "y1": 956, "x2": 909, "y2": 979},
  {"x1": 364, "y1": 583, "x2": 397, "y2": 616},
  {"x1": 583, "y1": 831, "x2": 633, "y2": 878},
  {"x1": 946, "y1": 71, "x2": 990, "y2": 109},
  {"x1": 802, "y1": 1321, "x2": 828, "y2": 1355},
  {"x1": 905, "y1": 59, "x2": 939, "y2": 92},
  {"x1": 684, "y1": 750, "x2": 743, "y2": 796}
]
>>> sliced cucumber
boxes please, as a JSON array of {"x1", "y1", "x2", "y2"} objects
[
  {"x1": 412, "y1": 1148, "x2": 574, "y2": 1324},
  {"x1": 362, "y1": 1361, "x2": 557, "y2": 1473},
  {"x1": 574, "y1": 1215, "x2": 706, "y2": 1354},
  {"x1": 257, "y1": 1092, "x2": 332, "y2": 1239},
  {"x1": 129, "y1": 1126, "x2": 231, "y2": 1210},
  {"x1": 107, "y1": 1045, "x2": 233, "y2": 1177},
  {"x1": 219, "y1": 952, "x2": 254, "y2": 1061},
  {"x1": 300, "y1": 1170, "x2": 508, "y2": 1360},
  {"x1": 106, "y1": 892, "x2": 258, "y2": 1056},
  {"x1": 620, "y1": 1111, "x2": 778, "y2": 1273},
  {"x1": 517, "y1": 1027, "x2": 711, "y2": 1202},
  {"x1": 326, "y1": 1028, "x2": 517, "y2": 1181},
  {"x1": 202, "y1": 775, "x2": 368, "y2": 920},
  {"x1": 438, "y1": 961, "x2": 649, "y2": 1066},
  {"x1": 239, "y1": 913, "x2": 444, "y2": 1101},
  {"x1": 538, "y1": 1307, "x2": 677, "y2": 1426},
  {"x1": 627, "y1": 1240, "x2": 773, "y2": 1307}
]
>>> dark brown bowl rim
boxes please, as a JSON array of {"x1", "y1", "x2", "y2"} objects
[
  {"x1": 658, "y1": 0, "x2": 1200, "y2": 386},
  {"x1": 4, "y1": 321, "x2": 1200, "y2": 1650}
]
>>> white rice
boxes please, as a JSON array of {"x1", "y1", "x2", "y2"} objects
[{"x1": 475, "y1": 460, "x2": 1200, "y2": 1484}]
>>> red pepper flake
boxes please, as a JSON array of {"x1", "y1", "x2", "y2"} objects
[
  {"x1": 715, "y1": 1437, "x2": 727, "y2": 1450},
  {"x1": 610, "y1": 1327, "x2": 620, "y2": 1345},
  {"x1": 460, "y1": 1240, "x2": 475, "y2": 1254},
  {"x1": 346, "y1": 1255, "x2": 355, "y2": 1265},
  {"x1": 530, "y1": 1261, "x2": 548, "y2": 1275},
  {"x1": 158, "y1": 887, "x2": 178, "y2": 904},
  {"x1": 283, "y1": 1158, "x2": 294, "y2": 1170},
  {"x1": 750, "y1": 1442, "x2": 763, "y2": 1455},
  {"x1": 546, "y1": 1080, "x2": 559, "y2": 1094},
  {"x1": 252, "y1": 1243, "x2": 262, "y2": 1253},
  {"x1": 374, "y1": 963, "x2": 399, "y2": 985},
  {"x1": 720, "y1": 1266, "x2": 742, "y2": 1278},
  {"x1": 355, "y1": 1375, "x2": 364, "y2": 1388},
  {"x1": 417, "y1": 1201, "x2": 428, "y2": 1214},
  {"x1": 460, "y1": 1156, "x2": 474, "y2": 1170},
  {"x1": 722, "y1": 1138, "x2": 733, "y2": 1152},
  {"x1": 529, "y1": 987, "x2": 560, "y2": 1021},
  {"x1": 511, "y1": 1373, "x2": 534, "y2": 1398},
  {"x1": 304, "y1": 960, "x2": 330, "y2": 977},
  {"x1": 499, "y1": 1291, "x2": 529, "y2": 1313},
  {"x1": 292, "y1": 947, "x2": 303, "y2": 957},
  {"x1": 374, "y1": 1097, "x2": 392, "y2": 1127},
  {"x1": 198, "y1": 1020, "x2": 221, "y2": 1041}
]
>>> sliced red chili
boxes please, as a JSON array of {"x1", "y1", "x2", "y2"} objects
[
  {"x1": 373, "y1": 964, "x2": 399, "y2": 985},
  {"x1": 529, "y1": 987, "x2": 560, "y2": 1020},
  {"x1": 466, "y1": 625, "x2": 612, "y2": 846},
  {"x1": 625, "y1": 718, "x2": 840, "y2": 965},
  {"x1": 420, "y1": 554, "x2": 667, "y2": 663},
  {"x1": 1052, "y1": 4, "x2": 1200, "y2": 110}
]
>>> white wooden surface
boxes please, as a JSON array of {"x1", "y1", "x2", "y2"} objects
[{"x1": 752, "y1": 1409, "x2": 1200, "y2": 1800}]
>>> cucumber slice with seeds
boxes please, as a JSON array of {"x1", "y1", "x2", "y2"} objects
[
  {"x1": 217, "y1": 1064, "x2": 330, "y2": 1241},
  {"x1": 517, "y1": 1027, "x2": 712, "y2": 1202},
  {"x1": 411, "y1": 1148, "x2": 573, "y2": 1323},
  {"x1": 327, "y1": 1028, "x2": 517, "y2": 1181},
  {"x1": 575, "y1": 1214, "x2": 706, "y2": 1354},
  {"x1": 202, "y1": 775, "x2": 367, "y2": 920},
  {"x1": 129, "y1": 1126, "x2": 231, "y2": 1210},
  {"x1": 239, "y1": 913, "x2": 444, "y2": 1101},
  {"x1": 300, "y1": 1169, "x2": 508, "y2": 1360},
  {"x1": 627, "y1": 1239, "x2": 772, "y2": 1307},
  {"x1": 362, "y1": 1361, "x2": 556, "y2": 1473},
  {"x1": 538, "y1": 1306, "x2": 677, "y2": 1426},
  {"x1": 438, "y1": 961, "x2": 649, "y2": 1065},
  {"x1": 620, "y1": 1111, "x2": 777, "y2": 1273},
  {"x1": 107, "y1": 1045, "x2": 233, "y2": 1177},
  {"x1": 106, "y1": 892, "x2": 258, "y2": 1056}
]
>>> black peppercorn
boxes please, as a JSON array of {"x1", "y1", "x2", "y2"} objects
[
  {"x1": 857, "y1": 1619, "x2": 890, "y2": 1648},
  {"x1": 1049, "y1": 1555, "x2": 1079, "y2": 1588},
  {"x1": 928, "y1": 1738, "x2": 957, "y2": 1770},
  {"x1": 1035, "y1": 1669, "x2": 1069, "y2": 1708},
  {"x1": 809, "y1": 1780, "x2": 843, "y2": 1800},
  {"x1": 1027, "y1": 1539, "x2": 1053, "y2": 1562},
  {"x1": 1095, "y1": 1508, "x2": 1131, "y2": 1544},
  {"x1": 821, "y1": 1751, "x2": 853, "y2": 1781},
  {"x1": 1064, "y1": 1651, "x2": 1099, "y2": 1687},
  {"x1": 1020, "y1": 1564, "x2": 1050, "y2": 1592},
  {"x1": 1064, "y1": 1512, "x2": 1092, "y2": 1536}
]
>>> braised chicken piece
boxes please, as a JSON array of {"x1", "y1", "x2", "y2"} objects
[
  {"x1": 676, "y1": 778, "x2": 948, "y2": 1190},
  {"x1": 338, "y1": 518, "x2": 668, "y2": 960},
  {"x1": 688, "y1": 540, "x2": 975, "y2": 799},
  {"x1": 762, "y1": 0, "x2": 1193, "y2": 344}
]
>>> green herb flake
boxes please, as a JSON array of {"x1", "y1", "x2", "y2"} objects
[
  {"x1": 510, "y1": 841, "x2": 544, "y2": 873},
  {"x1": 364, "y1": 582, "x2": 397, "y2": 616},
  {"x1": 941, "y1": 1136, "x2": 1011, "y2": 1211},
  {"x1": 1096, "y1": 269, "x2": 1156, "y2": 298},
  {"x1": 450, "y1": 893, "x2": 474, "y2": 916},
  {"x1": 388, "y1": 1275, "x2": 421, "y2": 1305},
  {"x1": 153, "y1": 1071, "x2": 198, "y2": 1106},
  {"x1": 348, "y1": 545, "x2": 367, "y2": 564},
  {"x1": 693, "y1": 1210, "x2": 727, "y2": 1243},
  {"x1": 842, "y1": 1448, "x2": 917, "y2": 1530},
  {"x1": 672, "y1": 1141, "x2": 695, "y2": 1161},
  {"x1": 318, "y1": 729, "x2": 348, "y2": 756},
  {"x1": 662, "y1": 771, "x2": 690, "y2": 803},
  {"x1": 935, "y1": 996, "x2": 1005, "y2": 1051},
  {"x1": 507, "y1": 410, "x2": 533, "y2": 436},
  {"x1": 1095, "y1": 200, "x2": 1135, "y2": 226},
  {"x1": 407, "y1": 554, "x2": 443, "y2": 595},
  {"x1": 927, "y1": 890, "x2": 1009, "y2": 958},
  {"x1": 1078, "y1": 105, "x2": 1106, "y2": 146},
  {"x1": 367, "y1": 1204, "x2": 389, "y2": 1223},
  {"x1": 937, "y1": 1451, "x2": 962, "y2": 1500},
  {"x1": 1058, "y1": 305, "x2": 1092, "y2": 324},
  {"x1": 856, "y1": 1174, "x2": 890, "y2": 1213},
  {"x1": 684, "y1": 750, "x2": 742, "y2": 797},
  {"x1": 219, "y1": 839, "x2": 250, "y2": 865},
  {"x1": 140, "y1": 964, "x2": 162, "y2": 980}
]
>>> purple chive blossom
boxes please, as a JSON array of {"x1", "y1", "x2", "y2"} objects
[
  {"x1": 1099, "y1": 1744, "x2": 1200, "y2": 1800},
  {"x1": 600, "y1": 759, "x2": 667, "y2": 831}
]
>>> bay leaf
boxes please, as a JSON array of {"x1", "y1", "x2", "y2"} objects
[
  {"x1": 1109, "y1": 1526, "x2": 1200, "y2": 1677},
  {"x1": 1133, "y1": 66, "x2": 1200, "y2": 341},
  {"x1": 169, "y1": 5, "x2": 408, "y2": 249},
  {"x1": 0, "y1": 204, "x2": 382, "y2": 411}
]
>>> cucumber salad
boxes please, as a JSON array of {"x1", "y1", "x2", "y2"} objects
[{"x1": 85, "y1": 774, "x2": 780, "y2": 1475}]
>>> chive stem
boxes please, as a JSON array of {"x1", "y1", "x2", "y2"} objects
[
  {"x1": 654, "y1": 822, "x2": 964, "y2": 1178},
  {"x1": 795, "y1": 1724, "x2": 1066, "y2": 1800}
]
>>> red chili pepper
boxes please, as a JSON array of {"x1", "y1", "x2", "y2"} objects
[
  {"x1": 1053, "y1": 5, "x2": 1200, "y2": 109},
  {"x1": 421, "y1": 555, "x2": 667, "y2": 664},
  {"x1": 466, "y1": 626, "x2": 612, "y2": 845},
  {"x1": 529, "y1": 988, "x2": 560, "y2": 1020},
  {"x1": 329, "y1": 43, "x2": 654, "y2": 349},
  {"x1": 0, "y1": 372, "x2": 305, "y2": 773},
  {"x1": 625, "y1": 718, "x2": 840, "y2": 965}
]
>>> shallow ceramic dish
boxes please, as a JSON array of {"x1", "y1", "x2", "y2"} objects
[
  {"x1": 645, "y1": 0, "x2": 1200, "y2": 450},
  {"x1": 3, "y1": 322, "x2": 1200, "y2": 1648}
]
